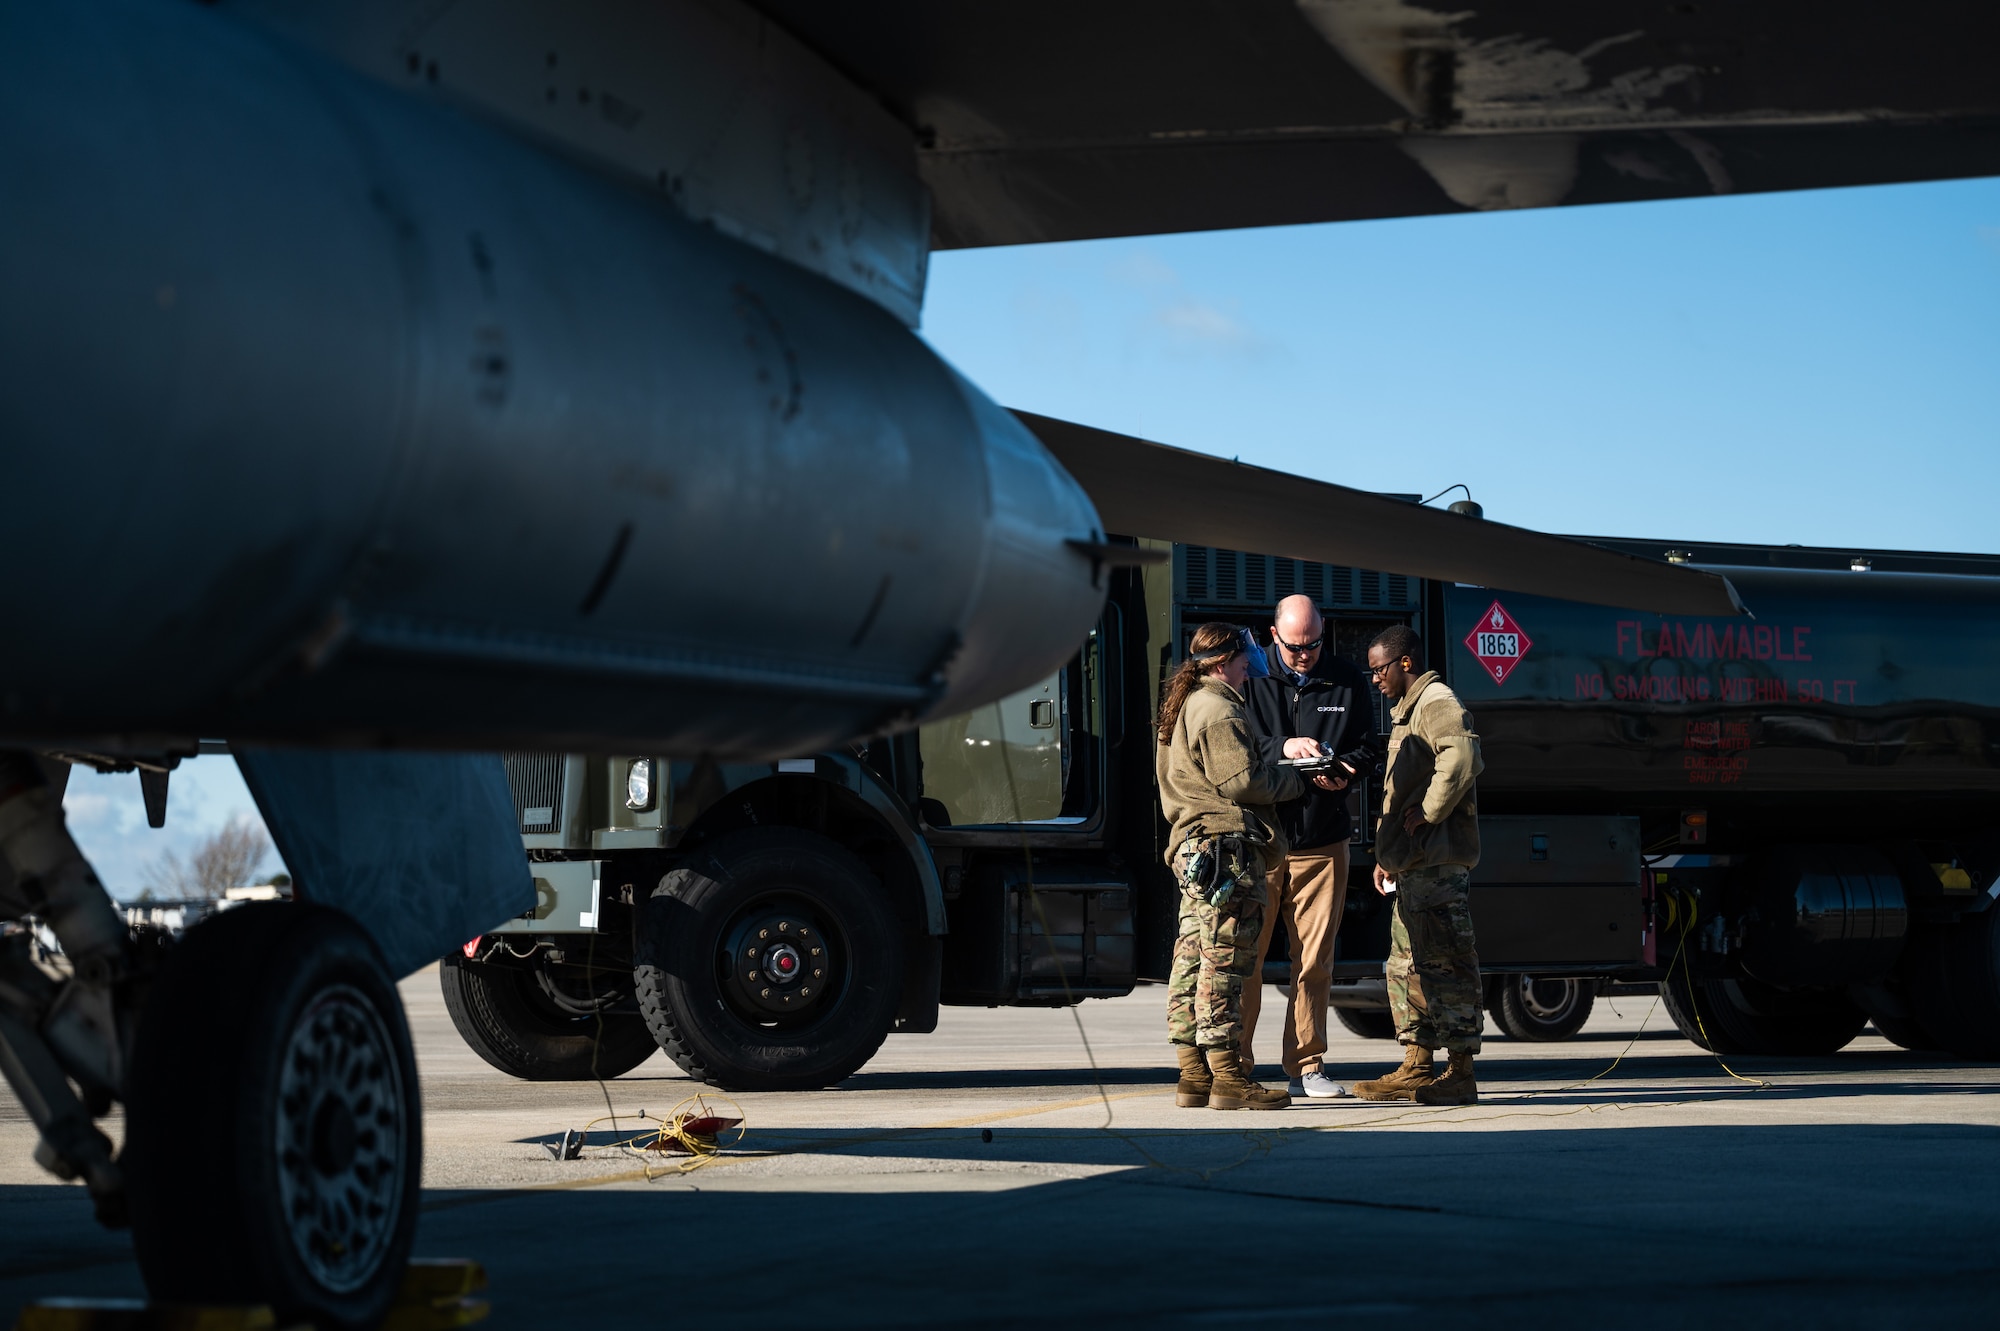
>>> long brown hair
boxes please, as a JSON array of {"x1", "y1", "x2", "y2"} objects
[{"x1": 1156, "y1": 622, "x2": 1243, "y2": 745}]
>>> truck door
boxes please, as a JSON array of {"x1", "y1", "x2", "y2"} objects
[
  {"x1": 912, "y1": 625, "x2": 1134, "y2": 1005},
  {"x1": 915, "y1": 624, "x2": 1105, "y2": 831}
]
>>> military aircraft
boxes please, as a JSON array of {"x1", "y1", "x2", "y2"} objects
[{"x1": 1, "y1": 2, "x2": 1993, "y2": 1326}]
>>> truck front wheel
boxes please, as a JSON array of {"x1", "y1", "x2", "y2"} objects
[
  {"x1": 1661, "y1": 970, "x2": 1866, "y2": 1055},
  {"x1": 634, "y1": 828, "x2": 905, "y2": 1091},
  {"x1": 439, "y1": 951, "x2": 658, "y2": 1081},
  {"x1": 1491, "y1": 976, "x2": 1596, "y2": 1042}
]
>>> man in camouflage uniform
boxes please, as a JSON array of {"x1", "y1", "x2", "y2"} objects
[
  {"x1": 1157, "y1": 628, "x2": 1304, "y2": 1110},
  {"x1": 1354, "y1": 626, "x2": 1486, "y2": 1105}
]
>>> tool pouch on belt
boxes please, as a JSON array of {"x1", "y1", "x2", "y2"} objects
[{"x1": 1179, "y1": 834, "x2": 1262, "y2": 909}]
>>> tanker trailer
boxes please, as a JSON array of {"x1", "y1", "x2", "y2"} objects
[{"x1": 1445, "y1": 539, "x2": 2000, "y2": 1057}]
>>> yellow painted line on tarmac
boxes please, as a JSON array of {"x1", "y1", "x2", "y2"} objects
[{"x1": 922, "y1": 1088, "x2": 1163, "y2": 1129}]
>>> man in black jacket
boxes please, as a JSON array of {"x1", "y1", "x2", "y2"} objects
[{"x1": 1240, "y1": 594, "x2": 1385, "y2": 1097}]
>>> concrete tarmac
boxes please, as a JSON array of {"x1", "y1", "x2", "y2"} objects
[{"x1": 5, "y1": 970, "x2": 2000, "y2": 1327}]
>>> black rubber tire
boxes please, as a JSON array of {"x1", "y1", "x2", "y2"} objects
[
  {"x1": 634, "y1": 828, "x2": 904, "y2": 1091},
  {"x1": 1492, "y1": 976, "x2": 1597, "y2": 1042},
  {"x1": 124, "y1": 903, "x2": 420, "y2": 1331},
  {"x1": 1660, "y1": 967, "x2": 1867, "y2": 1055},
  {"x1": 439, "y1": 952, "x2": 657, "y2": 1081},
  {"x1": 1867, "y1": 1014, "x2": 1938, "y2": 1051},
  {"x1": 1333, "y1": 1005, "x2": 1398, "y2": 1040},
  {"x1": 1659, "y1": 968, "x2": 1722, "y2": 1049},
  {"x1": 1905, "y1": 909, "x2": 2000, "y2": 1059}
]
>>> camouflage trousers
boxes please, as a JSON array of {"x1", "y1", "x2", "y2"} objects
[
  {"x1": 1165, "y1": 837, "x2": 1268, "y2": 1051},
  {"x1": 1386, "y1": 863, "x2": 1482, "y2": 1054}
]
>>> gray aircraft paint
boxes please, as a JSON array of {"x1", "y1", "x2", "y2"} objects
[
  {"x1": 223, "y1": 0, "x2": 933, "y2": 326},
  {"x1": 0, "y1": 0, "x2": 1104, "y2": 761}
]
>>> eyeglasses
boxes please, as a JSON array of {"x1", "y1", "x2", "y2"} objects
[
  {"x1": 1273, "y1": 636, "x2": 1323, "y2": 654},
  {"x1": 1366, "y1": 659, "x2": 1408, "y2": 678}
]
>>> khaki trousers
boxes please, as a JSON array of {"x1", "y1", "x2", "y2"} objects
[{"x1": 1241, "y1": 842, "x2": 1351, "y2": 1077}]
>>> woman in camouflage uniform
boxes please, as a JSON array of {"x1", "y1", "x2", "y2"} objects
[{"x1": 1156, "y1": 622, "x2": 1306, "y2": 1110}]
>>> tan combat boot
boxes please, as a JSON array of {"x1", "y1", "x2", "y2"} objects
[
  {"x1": 1413, "y1": 1051, "x2": 1477, "y2": 1105},
  {"x1": 1205, "y1": 1048, "x2": 1291, "y2": 1110},
  {"x1": 1174, "y1": 1044, "x2": 1212, "y2": 1108},
  {"x1": 1352, "y1": 1044, "x2": 1435, "y2": 1102}
]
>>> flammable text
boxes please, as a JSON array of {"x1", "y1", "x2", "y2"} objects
[{"x1": 1615, "y1": 620, "x2": 1812, "y2": 662}]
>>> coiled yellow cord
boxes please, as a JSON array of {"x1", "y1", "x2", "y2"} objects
[{"x1": 557, "y1": 1093, "x2": 748, "y2": 1178}]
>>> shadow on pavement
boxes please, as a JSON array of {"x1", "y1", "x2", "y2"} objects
[
  {"x1": 426, "y1": 1119, "x2": 2000, "y2": 1326},
  {"x1": 10, "y1": 1118, "x2": 2000, "y2": 1329},
  {"x1": 844, "y1": 1045, "x2": 1996, "y2": 1098}
]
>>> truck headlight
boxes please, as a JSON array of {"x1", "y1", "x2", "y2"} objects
[{"x1": 625, "y1": 758, "x2": 654, "y2": 811}]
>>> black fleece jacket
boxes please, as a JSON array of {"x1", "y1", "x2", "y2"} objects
[{"x1": 1244, "y1": 653, "x2": 1386, "y2": 852}]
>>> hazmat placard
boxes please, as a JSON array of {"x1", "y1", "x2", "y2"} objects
[{"x1": 1464, "y1": 600, "x2": 1532, "y2": 685}]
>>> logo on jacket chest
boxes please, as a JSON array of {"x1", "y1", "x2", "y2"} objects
[{"x1": 1316, "y1": 705, "x2": 1345, "y2": 713}]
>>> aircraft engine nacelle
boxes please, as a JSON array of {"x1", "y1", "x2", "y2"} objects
[{"x1": 0, "y1": 1, "x2": 1106, "y2": 759}]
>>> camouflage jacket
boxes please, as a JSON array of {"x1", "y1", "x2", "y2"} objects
[
  {"x1": 1373, "y1": 671, "x2": 1483, "y2": 875},
  {"x1": 1157, "y1": 678, "x2": 1305, "y2": 864}
]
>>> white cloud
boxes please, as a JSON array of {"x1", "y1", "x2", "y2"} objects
[
  {"x1": 1156, "y1": 300, "x2": 1254, "y2": 345},
  {"x1": 61, "y1": 757, "x2": 282, "y2": 899},
  {"x1": 61, "y1": 790, "x2": 114, "y2": 827},
  {"x1": 1109, "y1": 251, "x2": 1180, "y2": 288}
]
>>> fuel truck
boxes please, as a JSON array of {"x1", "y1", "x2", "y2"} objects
[{"x1": 441, "y1": 535, "x2": 2000, "y2": 1089}]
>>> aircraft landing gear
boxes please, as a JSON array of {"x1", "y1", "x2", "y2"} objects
[
  {"x1": 0, "y1": 751, "x2": 422, "y2": 1330},
  {"x1": 124, "y1": 901, "x2": 421, "y2": 1331},
  {"x1": 0, "y1": 752, "x2": 134, "y2": 1223}
]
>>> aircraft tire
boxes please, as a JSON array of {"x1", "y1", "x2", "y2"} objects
[
  {"x1": 634, "y1": 827, "x2": 904, "y2": 1091},
  {"x1": 1904, "y1": 909, "x2": 2000, "y2": 1060},
  {"x1": 1333, "y1": 1005, "x2": 1397, "y2": 1040},
  {"x1": 439, "y1": 952, "x2": 657, "y2": 1081},
  {"x1": 1660, "y1": 968, "x2": 1866, "y2": 1055},
  {"x1": 1492, "y1": 976, "x2": 1596, "y2": 1042},
  {"x1": 124, "y1": 901, "x2": 420, "y2": 1331}
]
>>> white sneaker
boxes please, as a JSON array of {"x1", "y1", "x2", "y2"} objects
[{"x1": 1287, "y1": 1069, "x2": 1353, "y2": 1099}]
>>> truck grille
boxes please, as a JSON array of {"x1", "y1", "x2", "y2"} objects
[
  {"x1": 501, "y1": 752, "x2": 565, "y2": 831},
  {"x1": 1176, "y1": 546, "x2": 1419, "y2": 611}
]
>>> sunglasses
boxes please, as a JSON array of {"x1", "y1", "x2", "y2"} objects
[{"x1": 1273, "y1": 636, "x2": 1323, "y2": 654}]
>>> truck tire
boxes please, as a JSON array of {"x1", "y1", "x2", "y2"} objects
[
  {"x1": 124, "y1": 903, "x2": 420, "y2": 1331},
  {"x1": 439, "y1": 952, "x2": 657, "y2": 1081},
  {"x1": 1660, "y1": 969, "x2": 1867, "y2": 1055},
  {"x1": 1492, "y1": 976, "x2": 1596, "y2": 1042},
  {"x1": 634, "y1": 827, "x2": 905, "y2": 1091},
  {"x1": 1904, "y1": 909, "x2": 2000, "y2": 1059},
  {"x1": 1333, "y1": 1005, "x2": 1397, "y2": 1040},
  {"x1": 1867, "y1": 1014, "x2": 1938, "y2": 1051}
]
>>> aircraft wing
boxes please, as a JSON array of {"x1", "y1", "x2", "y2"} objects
[
  {"x1": 1018, "y1": 411, "x2": 1745, "y2": 617},
  {"x1": 221, "y1": 3, "x2": 2000, "y2": 313},
  {"x1": 756, "y1": 1, "x2": 2000, "y2": 248}
]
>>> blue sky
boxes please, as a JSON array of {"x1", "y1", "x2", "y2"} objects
[
  {"x1": 922, "y1": 176, "x2": 2000, "y2": 553},
  {"x1": 66, "y1": 758, "x2": 275, "y2": 899},
  {"x1": 64, "y1": 176, "x2": 1999, "y2": 889}
]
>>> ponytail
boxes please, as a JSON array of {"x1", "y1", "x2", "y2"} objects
[{"x1": 1156, "y1": 622, "x2": 1244, "y2": 745}]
